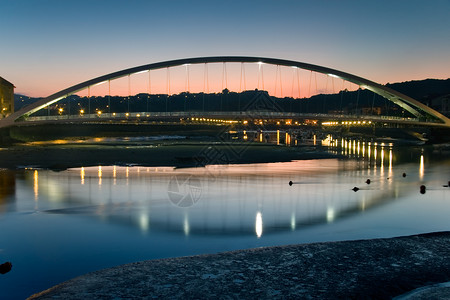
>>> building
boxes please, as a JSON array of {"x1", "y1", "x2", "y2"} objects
[
  {"x1": 0, "y1": 77, "x2": 14, "y2": 118},
  {"x1": 361, "y1": 107, "x2": 382, "y2": 115},
  {"x1": 431, "y1": 94, "x2": 450, "y2": 117}
]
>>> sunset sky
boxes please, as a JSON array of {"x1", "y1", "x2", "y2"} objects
[{"x1": 1, "y1": 0, "x2": 449, "y2": 97}]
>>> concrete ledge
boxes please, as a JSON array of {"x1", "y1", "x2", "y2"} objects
[{"x1": 30, "y1": 232, "x2": 450, "y2": 299}]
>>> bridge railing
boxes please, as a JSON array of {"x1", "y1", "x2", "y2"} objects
[{"x1": 22, "y1": 111, "x2": 428, "y2": 124}]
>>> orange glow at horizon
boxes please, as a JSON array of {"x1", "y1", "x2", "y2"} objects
[{"x1": 74, "y1": 63, "x2": 360, "y2": 99}]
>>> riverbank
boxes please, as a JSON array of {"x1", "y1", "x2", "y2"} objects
[
  {"x1": 0, "y1": 141, "x2": 337, "y2": 169},
  {"x1": 29, "y1": 232, "x2": 450, "y2": 299}
]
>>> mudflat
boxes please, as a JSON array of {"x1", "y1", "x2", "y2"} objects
[{"x1": 0, "y1": 141, "x2": 336, "y2": 169}]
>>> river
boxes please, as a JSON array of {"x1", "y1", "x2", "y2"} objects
[{"x1": 0, "y1": 142, "x2": 449, "y2": 299}]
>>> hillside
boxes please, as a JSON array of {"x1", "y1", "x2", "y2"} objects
[
  {"x1": 386, "y1": 78, "x2": 450, "y2": 105},
  {"x1": 14, "y1": 78, "x2": 450, "y2": 116}
]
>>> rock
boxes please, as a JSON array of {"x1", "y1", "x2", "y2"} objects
[{"x1": 0, "y1": 262, "x2": 12, "y2": 274}]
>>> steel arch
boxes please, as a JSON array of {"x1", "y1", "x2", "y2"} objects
[{"x1": 2, "y1": 56, "x2": 449, "y2": 128}]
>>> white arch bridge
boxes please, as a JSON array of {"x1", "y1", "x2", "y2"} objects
[{"x1": 2, "y1": 56, "x2": 449, "y2": 128}]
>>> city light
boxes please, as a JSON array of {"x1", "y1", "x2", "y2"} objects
[{"x1": 323, "y1": 120, "x2": 372, "y2": 126}]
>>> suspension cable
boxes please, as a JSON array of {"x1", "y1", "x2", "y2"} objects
[
  {"x1": 203, "y1": 63, "x2": 206, "y2": 112},
  {"x1": 185, "y1": 64, "x2": 190, "y2": 93},
  {"x1": 166, "y1": 67, "x2": 170, "y2": 95},
  {"x1": 308, "y1": 71, "x2": 312, "y2": 98},
  {"x1": 206, "y1": 63, "x2": 209, "y2": 93},
  {"x1": 243, "y1": 63, "x2": 246, "y2": 91},
  {"x1": 291, "y1": 67, "x2": 295, "y2": 99},
  {"x1": 279, "y1": 66, "x2": 283, "y2": 98},
  {"x1": 239, "y1": 63, "x2": 243, "y2": 93},
  {"x1": 128, "y1": 74, "x2": 131, "y2": 113},
  {"x1": 257, "y1": 63, "x2": 261, "y2": 90},
  {"x1": 314, "y1": 72, "x2": 318, "y2": 96},
  {"x1": 340, "y1": 79, "x2": 345, "y2": 113},
  {"x1": 324, "y1": 75, "x2": 329, "y2": 113},
  {"x1": 166, "y1": 67, "x2": 169, "y2": 113},
  {"x1": 224, "y1": 63, "x2": 228, "y2": 89},
  {"x1": 88, "y1": 86, "x2": 91, "y2": 118},
  {"x1": 261, "y1": 63, "x2": 264, "y2": 91},
  {"x1": 356, "y1": 87, "x2": 361, "y2": 115},
  {"x1": 274, "y1": 65, "x2": 279, "y2": 96},
  {"x1": 331, "y1": 76, "x2": 335, "y2": 94},
  {"x1": 222, "y1": 62, "x2": 225, "y2": 91},
  {"x1": 147, "y1": 70, "x2": 151, "y2": 113},
  {"x1": 108, "y1": 80, "x2": 111, "y2": 114},
  {"x1": 239, "y1": 63, "x2": 243, "y2": 112}
]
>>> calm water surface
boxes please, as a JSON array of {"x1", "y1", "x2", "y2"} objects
[{"x1": 1, "y1": 144, "x2": 449, "y2": 299}]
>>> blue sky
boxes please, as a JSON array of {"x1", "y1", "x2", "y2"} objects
[{"x1": 1, "y1": 0, "x2": 449, "y2": 96}]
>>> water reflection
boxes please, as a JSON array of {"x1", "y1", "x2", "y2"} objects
[
  {"x1": 0, "y1": 170, "x2": 15, "y2": 213},
  {"x1": 255, "y1": 211, "x2": 263, "y2": 238},
  {"x1": 183, "y1": 212, "x2": 190, "y2": 236},
  {"x1": 34, "y1": 170, "x2": 39, "y2": 201},
  {"x1": 290, "y1": 212, "x2": 296, "y2": 230},
  {"x1": 326, "y1": 207, "x2": 335, "y2": 223},
  {"x1": 113, "y1": 165, "x2": 116, "y2": 185},
  {"x1": 98, "y1": 166, "x2": 102, "y2": 186},
  {"x1": 327, "y1": 137, "x2": 400, "y2": 172},
  {"x1": 139, "y1": 212, "x2": 149, "y2": 232},
  {"x1": 419, "y1": 154, "x2": 425, "y2": 180},
  {"x1": 80, "y1": 167, "x2": 85, "y2": 185},
  {"x1": 0, "y1": 158, "x2": 423, "y2": 237},
  {"x1": 0, "y1": 145, "x2": 445, "y2": 239}
]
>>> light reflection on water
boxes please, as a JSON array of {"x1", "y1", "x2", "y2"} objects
[
  {"x1": 24, "y1": 160, "x2": 394, "y2": 237},
  {"x1": 0, "y1": 145, "x2": 449, "y2": 298}
]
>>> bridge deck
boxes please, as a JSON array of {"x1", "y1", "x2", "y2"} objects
[{"x1": 19, "y1": 111, "x2": 445, "y2": 127}]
